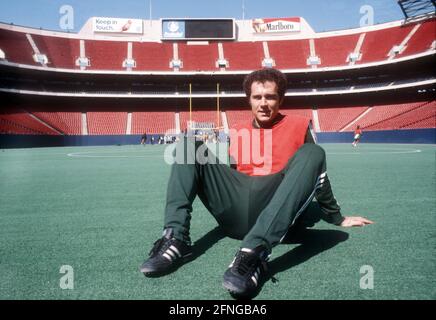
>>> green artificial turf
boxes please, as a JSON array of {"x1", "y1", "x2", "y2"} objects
[{"x1": 0, "y1": 143, "x2": 435, "y2": 300}]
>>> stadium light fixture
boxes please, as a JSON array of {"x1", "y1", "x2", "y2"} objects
[
  {"x1": 391, "y1": 45, "x2": 404, "y2": 55},
  {"x1": 123, "y1": 58, "x2": 136, "y2": 69},
  {"x1": 216, "y1": 58, "x2": 229, "y2": 68},
  {"x1": 170, "y1": 59, "x2": 183, "y2": 69},
  {"x1": 347, "y1": 52, "x2": 361, "y2": 63},
  {"x1": 262, "y1": 58, "x2": 275, "y2": 68},
  {"x1": 33, "y1": 53, "x2": 48, "y2": 65},
  {"x1": 0, "y1": 48, "x2": 5, "y2": 60},
  {"x1": 307, "y1": 56, "x2": 321, "y2": 66},
  {"x1": 75, "y1": 57, "x2": 90, "y2": 68}
]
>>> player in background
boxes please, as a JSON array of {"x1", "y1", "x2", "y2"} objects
[
  {"x1": 140, "y1": 132, "x2": 147, "y2": 145},
  {"x1": 352, "y1": 125, "x2": 363, "y2": 147}
]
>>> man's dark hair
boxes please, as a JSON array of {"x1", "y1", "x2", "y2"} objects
[{"x1": 243, "y1": 68, "x2": 288, "y2": 99}]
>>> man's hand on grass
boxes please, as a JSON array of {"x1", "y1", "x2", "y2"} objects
[{"x1": 340, "y1": 216, "x2": 374, "y2": 227}]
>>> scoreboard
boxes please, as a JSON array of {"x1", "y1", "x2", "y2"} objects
[{"x1": 161, "y1": 18, "x2": 235, "y2": 40}]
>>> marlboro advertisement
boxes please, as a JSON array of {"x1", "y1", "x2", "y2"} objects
[
  {"x1": 252, "y1": 17, "x2": 301, "y2": 33},
  {"x1": 93, "y1": 17, "x2": 143, "y2": 34}
]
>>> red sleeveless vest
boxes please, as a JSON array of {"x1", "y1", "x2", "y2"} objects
[{"x1": 229, "y1": 114, "x2": 309, "y2": 176}]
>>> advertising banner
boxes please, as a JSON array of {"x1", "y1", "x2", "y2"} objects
[
  {"x1": 252, "y1": 17, "x2": 301, "y2": 33},
  {"x1": 93, "y1": 17, "x2": 143, "y2": 34}
]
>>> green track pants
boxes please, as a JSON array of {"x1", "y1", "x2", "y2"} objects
[{"x1": 164, "y1": 138, "x2": 342, "y2": 252}]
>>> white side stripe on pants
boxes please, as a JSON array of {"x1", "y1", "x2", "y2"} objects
[{"x1": 279, "y1": 171, "x2": 327, "y2": 243}]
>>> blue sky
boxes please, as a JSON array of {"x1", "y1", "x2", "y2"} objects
[{"x1": 0, "y1": 0, "x2": 405, "y2": 32}]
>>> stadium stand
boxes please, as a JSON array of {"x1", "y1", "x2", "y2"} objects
[
  {"x1": 357, "y1": 24, "x2": 415, "y2": 63},
  {"x1": 314, "y1": 34, "x2": 360, "y2": 67},
  {"x1": 0, "y1": 29, "x2": 37, "y2": 65},
  {"x1": 318, "y1": 106, "x2": 369, "y2": 132},
  {"x1": 398, "y1": 18, "x2": 436, "y2": 56},
  {"x1": 0, "y1": 14, "x2": 434, "y2": 143},
  {"x1": 1, "y1": 103, "x2": 434, "y2": 135},
  {"x1": 178, "y1": 42, "x2": 219, "y2": 71},
  {"x1": 222, "y1": 41, "x2": 264, "y2": 70},
  {"x1": 31, "y1": 35, "x2": 79, "y2": 69},
  {"x1": 0, "y1": 19, "x2": 434, "y2": 71},
  {"x1": 400, "y1": 104, "x2": 435, "y2": 129},
  {"x1": 0, "y1": 118, "x2": 37, "y2": 134},
  {"x1": 268, "y1": 39, "x2": 310, "y2": 69},
  {"x1": 85, "y1": 40, "x2": 126, "y2": 71},
  {"x1": 349, "y1": 102, "x2": 427, "y2": 130},
  {"x1": 31, "y1": 111, "x2": 82, "y2": 135},
  {"x1": 362, "y1": 101, "x2": 435, "y2": 130},
  {"x1": 133, "y1": 42, "x2": 174, "y2": 71},
  {"x1": 0, "y1": 109, "x2": 59, "y2": 134},
  {"x1": 131, "y1": 111, "x2": 175, "y2": 134},
  {"x1": 87, "y1": 112, "x2": 127, "y2": 135}
]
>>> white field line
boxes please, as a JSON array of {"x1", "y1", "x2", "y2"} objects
[{"x1": 66, "y1": 148, "x2": 422, "y2": 158}]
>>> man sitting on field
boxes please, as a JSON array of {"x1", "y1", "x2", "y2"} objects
[{"x1": 140, "y1": 68, "x2": 373, "y2": 298}]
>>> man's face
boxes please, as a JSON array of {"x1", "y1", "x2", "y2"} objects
[{"x1": 249, "y1": 81, "x2": 282, "y2": 127}]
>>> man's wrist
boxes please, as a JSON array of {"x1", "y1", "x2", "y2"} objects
[
  {"x1": 334, "y1": 216, "x2": 346, "y2": 226},
  {"x1": 326, "y1": 212, "x2": 345, "y2": 225}
]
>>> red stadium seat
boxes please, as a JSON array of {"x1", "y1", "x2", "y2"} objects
[
  {"x1": 131, "y1": 111, "x2": 175, "y2": 134},
  {"x1": 87, "y1": 112, "x2": 127, "y2": 135}
]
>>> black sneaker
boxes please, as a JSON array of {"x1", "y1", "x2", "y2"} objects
[
  {"x1": 222, "y1": 245, "x2": 270, "y2": 298},
  {"x1": 140, "y1": 228, "x2": 192, "y2": 277}
]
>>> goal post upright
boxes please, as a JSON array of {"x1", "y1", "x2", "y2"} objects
[{"x1": 217, "y1": 83, "x2": 220, "y2": 129}]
